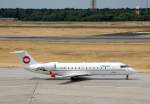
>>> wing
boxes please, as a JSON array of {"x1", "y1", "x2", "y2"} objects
[{"x1": 61, "y1": 71, "x2": 91, "y2": 77}]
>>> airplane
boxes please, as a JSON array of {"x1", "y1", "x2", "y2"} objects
[{"x1": 13, "y1": 50, "x2": 136, "y2": 80}]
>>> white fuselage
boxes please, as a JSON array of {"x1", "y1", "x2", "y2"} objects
[
  {"x1": 28, "y1": 62, "x2": 136, "y2": 77},
  {"x1": 14, "y1": 50, "x2": 136, "y2": 80}
]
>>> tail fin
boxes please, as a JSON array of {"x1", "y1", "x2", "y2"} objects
[{"x1": 13, "y1": 50, "x2": 37, "y2": 68}]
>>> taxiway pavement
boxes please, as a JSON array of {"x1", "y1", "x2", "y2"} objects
[
  {"x1": 0, "y1": 32, "x2": 150, "y2": 42},
  {"x1": 0, "y1": 68, "x2": 150, "y2": 104}
]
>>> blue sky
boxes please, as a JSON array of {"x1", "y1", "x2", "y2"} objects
[{"x1": 0, "y1": 0, "x2": 149, "y2": 9}]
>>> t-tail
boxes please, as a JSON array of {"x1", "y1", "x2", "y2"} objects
[{"x1": 13, "y1": 50, "x2": 38, "y2": 69}]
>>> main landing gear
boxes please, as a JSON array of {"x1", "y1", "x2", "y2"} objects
[
  {"x1": 71, "y1": 77, "x2": 79, "y2": 81},
  {"x1": 126, "y1": 75, "x2": 129, "y2": 80}
]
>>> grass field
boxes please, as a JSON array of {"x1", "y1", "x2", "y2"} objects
[
  {"x1": 0, "y1": 41, "x2": 150, "y2": 72},
  {"x1": 0, "y1": 21, "x2": 150, "y2": 36},
  {"x1": 0, "y1": 21, "x2": 150, "y2": 72}
]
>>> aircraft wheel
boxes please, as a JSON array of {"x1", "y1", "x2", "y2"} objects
[
  {"x1": 71, "y1": 77, "x2": 78, "y2": 81},
  {"x1": 126, "y1": 75, "x2": 129, "y2": 80}
]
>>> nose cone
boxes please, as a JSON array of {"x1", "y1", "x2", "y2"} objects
[{"x1": 127, "y1": 68, "x2": 137, "y2": 75}]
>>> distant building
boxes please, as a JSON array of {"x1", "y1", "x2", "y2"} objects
[
  {"x1": 91, "y1": 0, "x2": 96, "y2": 11},
  {"x1": 135, "y1": 5, "x2": 140, "y2": 16},
  {"x1": 0, "y1": 18, "x2": 16, "y2": 20},
  {"x1": 0, "y1": 18, "x2": 17, "y2": 22}
]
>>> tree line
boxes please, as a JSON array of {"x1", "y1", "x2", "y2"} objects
[{"x1": 0, "y1": 8, "x2": 150, "y2": 21}]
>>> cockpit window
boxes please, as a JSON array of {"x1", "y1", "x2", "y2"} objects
[{"x1": 120, "y1": 65, "x2": 129, "y2": 68}]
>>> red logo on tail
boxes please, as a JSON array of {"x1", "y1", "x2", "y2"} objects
[{"x1": 23, "y1": 56, "x2": 30, "y2": 64}]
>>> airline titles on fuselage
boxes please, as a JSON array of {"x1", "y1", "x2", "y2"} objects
[{"x1": 35, "y1": 65, "x2": 112, "y2": 72}]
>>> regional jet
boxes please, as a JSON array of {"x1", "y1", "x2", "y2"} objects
[{"x1": 14, "y1": 50, "x2": 136, "y2": 80}]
